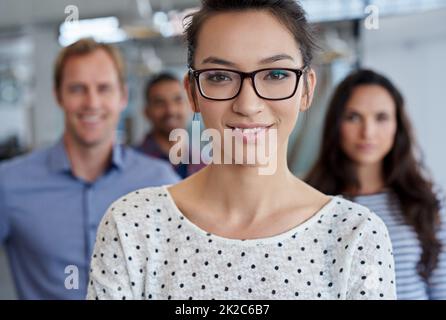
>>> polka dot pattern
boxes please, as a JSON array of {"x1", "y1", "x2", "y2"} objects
[{"x1": 87, "y1": 186, "x2": 396, "y2": 300}]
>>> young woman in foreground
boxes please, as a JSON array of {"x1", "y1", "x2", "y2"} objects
[
  {"x1": 87, "y1": 1, "x2": 396, "y2": 300},
  {"x1": 306, "y1": 69, "x2": 445, "y2": 299}
]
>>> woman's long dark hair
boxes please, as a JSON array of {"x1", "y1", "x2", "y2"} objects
[{"x1": 306, "y1": 69, "x2": 441, "y2": 281}]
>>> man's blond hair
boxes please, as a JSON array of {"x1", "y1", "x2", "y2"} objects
[{"x1": 54, "y1": 38, "x2": 126, "y2": 93}]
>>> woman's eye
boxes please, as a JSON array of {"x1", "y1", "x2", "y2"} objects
[
  {"x1": 206, "y1": 73, "x2": 232, "y2": 82},
  {"x1": 376, "y1": 113, "x2": 389, "y2": 122},
  {"x1": 264, "y1": 70, "x2": 289, "y2": 80},
  {"x1": 345, "y1": 113, "x2": 360, "y2": 122}
]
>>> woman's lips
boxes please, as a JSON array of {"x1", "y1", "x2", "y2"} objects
[
  {"x1": 356, "y1": 143, "x2": 376, "y2": 152},
  {"x1": 226, "y1": 124, "x2": 274, "y2": 143}
]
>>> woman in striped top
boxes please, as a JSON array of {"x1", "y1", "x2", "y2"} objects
[{"x1": 306, "y1": 69, "x2": 446, "y2": 299}]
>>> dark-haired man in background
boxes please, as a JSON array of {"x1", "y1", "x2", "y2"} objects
[{"x1": 138, "y1": 73, "x2": 205, "y2": 178}]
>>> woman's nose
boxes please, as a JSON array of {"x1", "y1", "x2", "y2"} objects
[
  {"x1": 362, "y1": 119, "x2": 377, "y2": 139},
  {"x1": 232, "y1": 78, "x2": 264, "y2": 116}
]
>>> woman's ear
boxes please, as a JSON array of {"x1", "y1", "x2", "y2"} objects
[
  {"x1": 300, "y1": 68, "x2": 317, "y2": 112},
  {"x1": 183, "y1": 73, "x2": 200, "y2": 113}
]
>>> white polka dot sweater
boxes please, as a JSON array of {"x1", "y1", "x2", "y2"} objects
[{"x1": 87, "y1": 186, "x2": 396, "y2": 300}]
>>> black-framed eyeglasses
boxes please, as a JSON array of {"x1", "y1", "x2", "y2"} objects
[{"x1": 189, "y1": 66, "x2": 307, "y2": 101}]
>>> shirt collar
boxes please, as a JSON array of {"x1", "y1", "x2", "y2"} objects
[
  {"x1": 48, "y1": 138, "x2": 71, "y2": 173},
  {"x1": 111, "y1": 142, "x2": 125, "y2": 171},
  {"x1": 48, "y1": 138, "x2": 126, "y2": 174}
]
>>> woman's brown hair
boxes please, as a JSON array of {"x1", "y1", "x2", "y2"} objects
[
  {"x1": 306, "y1": 69, "x2": 441, "y2": 280},
  {"x1": 183, "y1": 0, "x2": 318, "y2": 105}
]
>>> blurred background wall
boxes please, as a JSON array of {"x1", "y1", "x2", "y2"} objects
[{"x1": 0, "y1": 0, "x2": 445, "y2": 299}]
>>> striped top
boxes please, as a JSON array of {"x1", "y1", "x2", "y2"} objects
[{"x1": 350, "y1": 189, "x2": 446, "y2": 300}]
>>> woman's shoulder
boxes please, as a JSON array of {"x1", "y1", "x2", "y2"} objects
[
  {"x1": 330, "y1": 196, "x2": 396, "y2": 299},
  {"x1": 326, "y1": 196, "x2": 390, "y2": 238},
  {"x1": 113, "y1": 185, "x2": 171, "y2": 205},
  {"x1": 103, "y1": 185, "x2": 176, "y2": 224}
]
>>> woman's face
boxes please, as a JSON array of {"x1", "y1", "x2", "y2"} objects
[
  {"x1": 340, "y1": 85, "x2": 397, "y2": 167},
  {"x1": 185, "y1": 10, "x2": 315, "y2": 165}
]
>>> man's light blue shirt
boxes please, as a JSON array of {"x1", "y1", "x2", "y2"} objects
[{"x1": 0, "y1": 139, "x2": 180, "y2": 299}]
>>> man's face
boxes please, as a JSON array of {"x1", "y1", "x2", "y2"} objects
[
  {"x1": 56, "y1": 49, "x2": 127, "y2": 148},
  {"x1": 145, "y1": 80, "x2": 190, "y2": 137}
]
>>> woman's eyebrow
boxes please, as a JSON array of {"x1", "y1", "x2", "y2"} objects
[
  {"x1": 201, "y1": 54, "x2": 295, "y2": 67},
  {"x1": 259, "y1": 54, "x2": 295, "y2": 64},
  {"x1": 202, "y1": 56, "x2": 237, "y2": 67}
]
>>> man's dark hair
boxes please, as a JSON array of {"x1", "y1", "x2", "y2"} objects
[{"x1": 144, "y1": 72, "x2": 180, "y2": 105}]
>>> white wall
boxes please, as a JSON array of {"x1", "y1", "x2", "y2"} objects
[
  {"x1": 30, "y1": 25, "x2": 65, "y2": 148},
  {"x1": 363, "y1": 8, "x2": 446, "y2": 190}
]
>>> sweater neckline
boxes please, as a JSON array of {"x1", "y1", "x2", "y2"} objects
[{"x1": 161, "y1": 185, "x2": 337, "y2": 247}]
